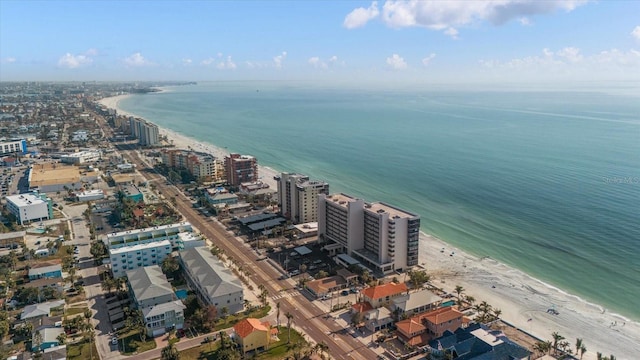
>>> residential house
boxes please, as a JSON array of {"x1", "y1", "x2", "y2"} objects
[
  {"x1": 42, "y1": 345, "x2": 67, "y2": 360},
  {"x1": 361, "y1": 282, "x2": 408, "y2": 308},
  {"x1": 126, "y1": 266, "x2": 185, "y2": 337},
  {"x1": 391, "y1": 288, "x2": 442, "y2": 317},
  {"x1": 396, "y1": 306, "x2": 465, "y2": 347},
  {"x1": 179, "y1": 246, "x2": 244, "y2": 314},
  {"x1": 428, "y1": 323, "x2": 531, "y2": 360},
  {"x1": 31, "y1": 326, "x2": 63, "y2": 352},
  {"x1": 233, "y1": 318, "x2": 277, "y2": 354},
  {"x1": 305, "y1": 276, "x2": 347, "y2": 299},
  {"x1": 21, "y1": 300, "x2": 65, "y2": 320}
]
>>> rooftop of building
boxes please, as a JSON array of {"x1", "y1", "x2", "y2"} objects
[
  {"x1": 126, "y1": 265, "x2": 175, "y2": 303},
  {"x1": 106, "y1": 222, "x2": 192, "y2": 239},
  {"x1": 325, "y1": 193, "x2": 362, "y2": 208},
  {"x1": 6, "y1": 193, "x2": 48, "y2": 206},
  {"x1": 233, "y1": 318, "x2": 273, "y2": 338},
  {"x1": 179, "y1": 246, "x2": 243, "y2": 298},
  {"x1": 365, "y1": 202, "x2": 419, "y2": 219},
  {"x1": 361, "y1": 282, "x2": 408, "y2": 300},
  {"x1": 109, "y1": 239, "x2": 171, "y2": 255}
]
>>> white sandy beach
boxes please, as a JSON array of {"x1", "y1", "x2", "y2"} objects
[{"x1": 99, "y1": 94, "x2": 639, "y2": 360}]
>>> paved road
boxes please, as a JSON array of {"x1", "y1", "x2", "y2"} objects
[
  {"x1": 122, "y1": 148, "x2": 376, "y2": 360},
  {"x1": 91, "y1": 109, "x2": 378, "y2": 359}
]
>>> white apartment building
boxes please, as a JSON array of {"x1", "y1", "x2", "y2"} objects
[
  {"x1": 129, "y1": 117, "x2": 159, "y2": 146},
  {"x1": 5, "y1": 193, "x2": 52, "y2": 225},
  {"x1": 76, "y1": 189, "x2": 105, "y2": 202},
  {"x1": 104, "y1": 222, "x2": 194, "y2": 250},
  {"x1": 318, "y1": 193, "x2": 420, "y2": 275},
  {"x1": 110, "y1": 240, "x2": 172, "y2": 277},
  {"x1": 276, "y1": 172, "x2": 329, "y2": 224},
  {"x1": 0, "y1": 139, "x2": 27, "y2": 155},
  {"x1": 60, "y1": 150, "x2": 101, "y2": 165}
]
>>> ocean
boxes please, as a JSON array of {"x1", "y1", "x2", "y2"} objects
[{"x1": 118, "y1": 81, "x2": 640, "y2": 320}]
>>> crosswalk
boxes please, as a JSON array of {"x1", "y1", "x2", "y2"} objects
[{"x1": 271, "y1": 290, "x2": 301, "y2": 300}]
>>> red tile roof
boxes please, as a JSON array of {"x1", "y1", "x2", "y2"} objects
[
  {"x1": 233, "y1": 318, "x2": 270, "y2": 338},
  {"x1": 423, "y1": 306, "x2": 463, "y2": 325},
  {"x1": 361, "y1": 282, "x2": 408, "y2": 300},
  {"x1": 396, "y1": 317, "x2": 426, "y2": 336},
  {"x1": 351, "y1": 302, "x2": 373, "y2": 313}
]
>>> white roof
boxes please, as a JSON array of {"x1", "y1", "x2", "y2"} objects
[
  {"x1": 110, "y1": 239, "x2": 171, "y2": 255},
  {"x1": 6, "y1": 193, "x2": 46, "y2": 207}
]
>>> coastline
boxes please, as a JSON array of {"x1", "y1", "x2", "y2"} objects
[{"x1": 98, "y1": 94, "x2": 639, "y2": 360}]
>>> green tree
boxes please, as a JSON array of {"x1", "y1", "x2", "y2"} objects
[
  {"x1": 454, "y1": 285, "x2": 465, "y2": 305},
  {"x1": 575, "y1": 338, "x2": 583, "y2": 356},
  {"x1": 408, "y1": 269, "x2": 430, "y2": 289},
  {"x1": 579, "y1": 344, "x2": 587, "y2": 360},
  {"x1": 350, "y1": 311, "x2": 365, "y2": 328},
  {"x1": 552, "y1": 332, "x2": 565, "y2": 355},
  {"x1": 285, "y1": 312, "x2": 294, "y2": 344},
  {"x1": 276, "y1": 302, "x2": 281, "y2": 328},
  {"x1": 56, "y1": 332, "x2": 66, "y2": 345},
  {"x1": 33, "y1": 330, "x2": 43, "y2": 352},
  {"x1": 161, "y1": 255, "x2": 180, "y2": 277}
]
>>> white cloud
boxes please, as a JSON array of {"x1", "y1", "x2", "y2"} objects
[
  {"x1": 124, "y1": 53, "x2": 152, "y2": 67},
  {"x1": 345, "y1": 0, "x2": 588, "y2": 37},
  {"x1": 58, "y1": 53, "x2": 93, "y2": 69},
  {"x1": 217, "y1": 56, "x2": 237, "y2": 70},
  {"x1": 273, "y1": 51, "x2": 287, "y2": 68},
  {"x1": 344, "y1": 1, "x2": 380, "y2": 29},
  {"x1": 329, "y1": 55, "x2": 338, "y2": 63},
  {"x1": 444, "y1": 27, "x2": 459, "y2": 39},
  {"x1": 85, "y1": 48, "x2": 99, "y2": 56},
  {"x1": 422, "y1": 53, "x2": 436, "y2": 66},
  {"x1": 2, "y1": 57, "x2": 17, "y2": 64},
  {"x1": 182, "y1": 58, "x2": 193, "y2": 65},
  {"x1": 386, "y1": 54, "x2": 407, "y2": 70},
  {"x1": 308, "y1": 56, "x2": 341, "y2": 69},
  {"x1": 518, "y1": 17, "x2": 532, "y2": 26},
  {"x1": 632, "y1": 26, "x2": 640, "y2": 40},
  {"x1": 479, "y1": 47, "x2": 640, "y2": 77},
  {"x1": 201, "y1": 58, "x2": 215, "y2": 65}
]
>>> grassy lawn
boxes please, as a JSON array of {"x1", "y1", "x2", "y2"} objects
[
  {"x1": 120, "y1": 329, "x2": 157, "y2": 354},
  {"x1": 66, "y1": 306, "x2": 88, "y2": 316},
  {"x1": 262, "y1": 326, "x2": 307, "y2": 359},
  {"x1": 67, "y1": 339, "x2": 99, "y2": 360},
  {"x1": 212, "y1": 305, "x2": 271, "y2": 331},
  {"x1": 168, "y1": 341, "x2": 221, "y2": 360}
]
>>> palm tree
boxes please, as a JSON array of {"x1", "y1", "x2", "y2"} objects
[
  {"x1": 552, "y1": 332, "x2": 565, "y2": 355},
  {"x1": 465, "y1": 295, "x2": 475, "y2": 307},
  {"x1": 161, "y1": 341, "x2": 180, "y2": 360},
  {"x1": 316, "y1": 342, "x2": 329, "y2": 360},
  {"x1": 454, "y1": 285, "x2": 465, "y2": 305},
  {"x1": 276, "y1": 302, "x2": 281, "y2": 328},
  {"x1": 285, "y1": 312, "x2": 294, "y2": 344},
  {"x1": 575, "y1": 338, "x2": 583, "y2": 356},
  {"x1": 579, "y1": 344, "x2": 587, "y2": 360}
]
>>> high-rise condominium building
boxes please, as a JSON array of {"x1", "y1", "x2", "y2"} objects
[
  {"x1": 224, "y1": 154, "x2": 257, "y2": 187},
  {"x1": 318, "y1": 193, "x2": 420, "y2": 275},
  {"x1": 276, "y1": 173, "x2": 329, "y2": 224}
]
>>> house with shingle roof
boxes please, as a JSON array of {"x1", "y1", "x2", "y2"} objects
[
  {"x1": 391, "y1": 288, "x2": 443, "y2": 317},
  {"x1": 428, "y1": 323, "x2": 530, "y2": 360},
  {"x1": 126, "y1": 265, "x2": 184, "y2": 337},
  {"x1": 233, "y1": 318, "x2": 277, "y2": 354},
  {"x1": 179, "y1": 246, "x2": 244, "y2": 314},
  {"x1": 361, "y1": 282, "x2": 408, "y2": 308},
  {"x1": 21, "y1": 299, "x2": 65, "y2": 320}
]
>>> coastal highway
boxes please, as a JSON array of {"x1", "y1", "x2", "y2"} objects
[
  {"x1": 88, "y1": 110, "x2": 379, "y2": 359},
  {"x1": 122, "y1": 148, "x2": 376, "y2": 360}
]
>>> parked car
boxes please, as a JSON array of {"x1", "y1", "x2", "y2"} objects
[
  {"x1": 111, "y1": 337, "x2": 118, "y2": 345},
  {"x1": 341, "y1": 290, "x2": 349, "y2": 296}
]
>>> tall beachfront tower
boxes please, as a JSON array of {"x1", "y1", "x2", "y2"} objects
[
  {"x1": 276, "y1": 172, "x2": 329, "y2": 224},
  {"x1": 318, "y1": 193, "x2": 420, "y2": 275},
  {"x1": 129, "y1": 117, "x2": 159, "y2": 146},
  {"x1": 224, "y1": 154, "x2": 257, "y2": 187}
]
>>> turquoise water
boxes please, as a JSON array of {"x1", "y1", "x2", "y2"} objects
[{"x1": 119, "y1": 82, "x2": 640, "y2": 320}]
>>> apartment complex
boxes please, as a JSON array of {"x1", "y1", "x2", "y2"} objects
[
  {"x1": 126, "y1": 266, "x2": 185, "y2": 337},
  {"x1": 276, "y1": 172, "x2": 329, "y2": 224},
  {"x1": 60, "y1": 150, "x2": 101, "y2": 164},
  {"x1": 179, "y1": 246, "x2": 244, "y2": 314},
  {"x1": 0, "y1": 139, "x2": 27, "y2": 155},
  {"x1": 110, "y1": 240, "x2": 172, "y2": 278},
  {"x1": 129, "y1": 117, "x2": 159, "y2": 146},
  {"x1": 104, "y1": 222, "x2": 197, "y2": 277},
  {"x1": 5, "y1": 193, "x2": 53, "y2": 225},
  {"x1": 161, "y1": 149, "x2": 224, "y2": 182},
  {"x1": 318, "y1": 193, "x2": 420, "y2": 275},
  {"x1": 224, "y1": 154, "x2": 257, "y2": 187}
]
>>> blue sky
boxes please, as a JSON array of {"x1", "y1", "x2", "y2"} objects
[{"x1": 1, "y1": 0, "x2": 639, "y2": 83}]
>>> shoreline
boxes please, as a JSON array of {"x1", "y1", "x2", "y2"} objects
[{"x1": 98, "y1": 93, "x2": 639, "y2": 360}]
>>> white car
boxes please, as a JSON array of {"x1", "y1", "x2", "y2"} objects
[{"x1": 111, "y1": 337, "x2": 118, "y2": 345}]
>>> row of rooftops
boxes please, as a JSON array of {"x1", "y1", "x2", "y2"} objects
[{"x1": 106, "y1": 222, "x2": 192, "y2": 239}]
